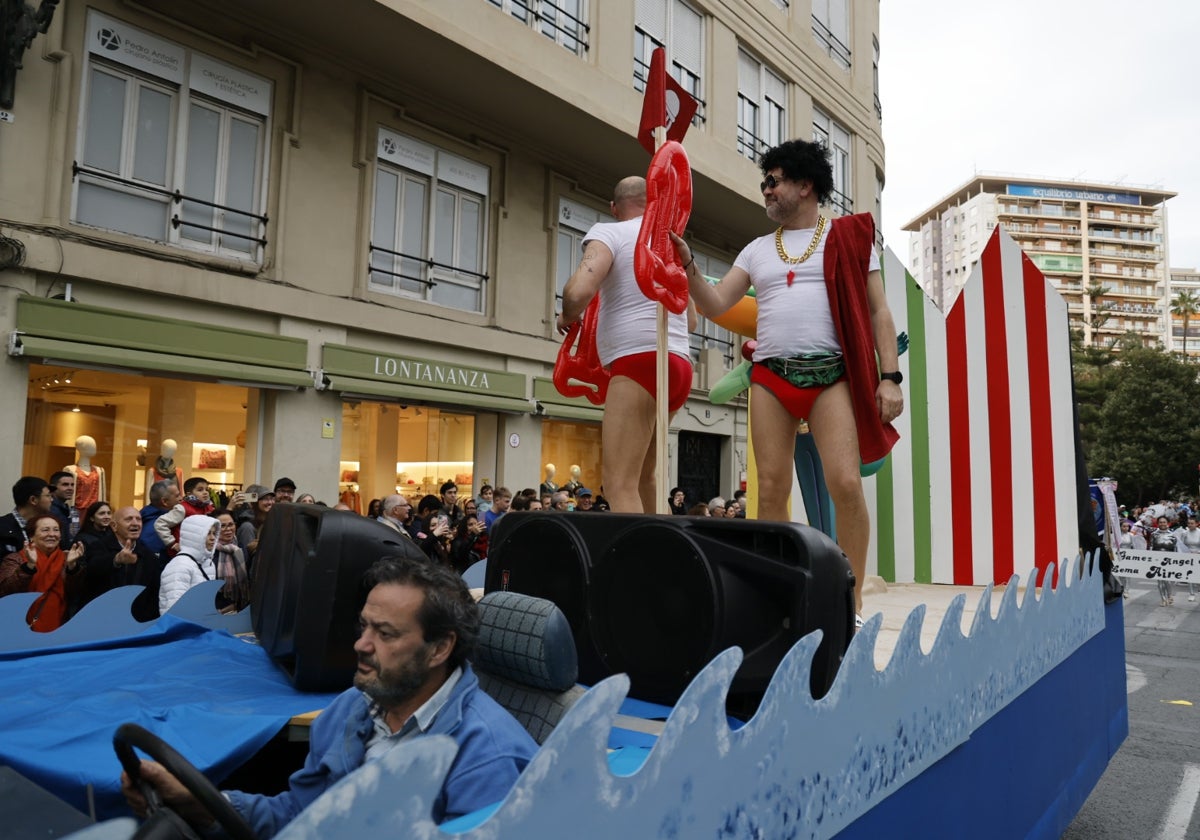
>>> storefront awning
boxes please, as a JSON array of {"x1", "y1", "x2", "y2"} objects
[
  {"x1": 10, "y1": 297, "x2": 312, "y2": 389},
  {"x1": 11, "y1": 335, "x2": 314, "y2": 389},
  {"x1": 324, "y1": 375, "x2": 532, "y2": 414},
  {"x1": 535, "y1": 401, "x2": 604, "y2": 423}
]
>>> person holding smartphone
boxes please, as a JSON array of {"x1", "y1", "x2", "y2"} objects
[{"x1": 412, "y1": 495, "x2": 452, "y2": 566}]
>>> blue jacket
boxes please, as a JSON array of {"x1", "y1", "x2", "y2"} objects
[
  {"x1": 138, "y1": 505, "x2": 168, "y2": 555},
  {"x1": 225, "y1": 664, "x2": 537, "y2": 836}
]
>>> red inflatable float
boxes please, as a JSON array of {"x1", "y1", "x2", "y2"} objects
[
  {"x1": 633, "y1": 140, "x2": 692, "y2": 314},
  {"x1": 552, "y1": 295, "x2": 609, "y2": 405}
]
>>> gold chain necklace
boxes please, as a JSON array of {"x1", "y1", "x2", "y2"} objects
[{"x1": 775, "y1": 215, "x2": 828, "y2": 264}]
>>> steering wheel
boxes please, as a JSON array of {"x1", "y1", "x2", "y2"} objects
[{"x1": 114, "y1": 723, "x2": 255, "y2": 840}]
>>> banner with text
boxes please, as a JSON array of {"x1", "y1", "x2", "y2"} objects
[{"x1": 1113, "y1": 549, "x2": 1198, "y2": 582}]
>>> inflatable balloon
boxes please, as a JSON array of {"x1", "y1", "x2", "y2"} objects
[
  {"x1": 553, "y1": 296, "x2": 609, "y2": 405},
  {"x1": 634, "y1": 141, "x2": 692, "y2": 314}
]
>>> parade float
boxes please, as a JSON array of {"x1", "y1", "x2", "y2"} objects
[
  {"x1": 0, "y1": 45, "x2": 1125, "y2": 839},
  {"x1": 0, "y1": 226, "x2": 1126, "y2": 840}
]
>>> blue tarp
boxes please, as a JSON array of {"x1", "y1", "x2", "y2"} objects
[{"x1": 0, "y1": 615, "x2": 340, "y2": 819}]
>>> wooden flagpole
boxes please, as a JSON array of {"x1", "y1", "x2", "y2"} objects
[{"x1": 653, "y1": 125, "x2": 669, "y2": 514}]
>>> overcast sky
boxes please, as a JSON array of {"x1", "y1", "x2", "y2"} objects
[{"x1": 878, "y1": 0, "x2": 1200, "y2": 272}]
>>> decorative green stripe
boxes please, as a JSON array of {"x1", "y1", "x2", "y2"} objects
[
  {"x1": 875, "y1": 453, "x2": 896, "y2": 582},
  {"x1": 906, "y1": 278, "x2": 934, "y2": 583}
]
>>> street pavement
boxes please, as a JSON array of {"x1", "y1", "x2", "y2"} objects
[{"x1": 1063, "y1": 579, "x2": 1200, "y2": 840}]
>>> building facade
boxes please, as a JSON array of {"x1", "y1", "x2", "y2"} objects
[
  {"x1": 1167, "y1": 267, "x2": 1200, "y2": 358},
  {"x1": 904, "y1": 177, "x2": 1175, "y2": 350},
  {"x1": 0, "y1": 0, "x2": 882, "y2": 511}
]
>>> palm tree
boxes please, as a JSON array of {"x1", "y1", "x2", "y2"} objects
[
  {"x1": 1085, "y1": 282, "x2": 1113, "y2": 346},
  {"x1": 1171, "y1": 289, "x2": 1200, "y2": 359}
]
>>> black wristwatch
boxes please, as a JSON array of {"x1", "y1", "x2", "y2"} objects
[{"x1": 880, "y1": 371, "x2": 903, "y2": 385}]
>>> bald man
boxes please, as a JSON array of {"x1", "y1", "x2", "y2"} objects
[
  {"x1": 556, "y1": 176, "x2": 696, "y2": 513},
  {"x1": 80, "y1": 505, "x2": 163, "y2": 620}
]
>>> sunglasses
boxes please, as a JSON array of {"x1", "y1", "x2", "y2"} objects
[{"x1": 760, "y1": 174, "x2": 788, "y2": 192}]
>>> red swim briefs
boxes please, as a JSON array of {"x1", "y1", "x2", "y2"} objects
[
  {"x1": 609, "y1": 351, "x2": 693, "y2": 412},
  {"x1": 751, "y1": 361, "x2": 843, "y2": 421}
]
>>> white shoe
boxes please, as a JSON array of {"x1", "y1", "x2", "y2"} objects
[
  {"x1": 1190, "y1": 594, "x2": 1196, "y2": 602},
  {"x1": 854, "y1": 614, "x2": 865, "y2": 631}
]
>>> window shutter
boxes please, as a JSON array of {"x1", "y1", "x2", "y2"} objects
[{"x1": 737, "y1": 49, "x2": 759, "y2": 99}]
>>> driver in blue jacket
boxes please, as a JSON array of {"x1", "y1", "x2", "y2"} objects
[{"x1": 122, "y1": 555, "x2": 538, "y2": 834}]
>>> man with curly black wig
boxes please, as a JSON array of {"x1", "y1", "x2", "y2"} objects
[{"x1": 673, "y1": 138, "x2": 903, "y2": 623}]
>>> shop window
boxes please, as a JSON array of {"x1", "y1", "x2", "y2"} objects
[
  {"x1": 25, "y1": 365, "x2": 248, "y2": 508},
  {"x1": 812, "y1": 107, "x2": 853, "y2": 216},
  {"x1": 736, "y1": 48, "x2": 786, "y2": 161},
  {"x1": 370, "y1": 128, "x2": 490, "y2": 314},
  {"x1": 553, "y1": 196, "x2": 614, "y2": 313},
  {"x1": 73, "y1": 11, "x2": 271, "y2": 260},
  {"x1": 540, "y1": 419, "x2": 602, "y2": 498},
  {"x1": 633, "y1": 0, "x2": 706, "y2": 126},
  {"x1": 340, "y1": 402, "x2": 475, "y2": 511}
]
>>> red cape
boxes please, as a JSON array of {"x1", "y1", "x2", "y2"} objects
[{"x1": 823, "y1": 213, "x2": 900, "y2": 464}]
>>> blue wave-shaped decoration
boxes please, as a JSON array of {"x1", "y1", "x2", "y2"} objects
[
  {"x1": 256, "y1": 556, "x2": 1105, "y2": 839},
  {"x1": 0, "y1": 580, "x2": 250, "y2": 654}
]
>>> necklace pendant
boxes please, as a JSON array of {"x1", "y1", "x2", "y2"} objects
[{"x1": 787, "y1": 269, "x2": 795, "y2": 287}]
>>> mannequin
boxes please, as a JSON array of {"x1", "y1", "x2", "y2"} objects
[
  {"x1": 65, "y1": 435, "x2": 107, "y2": 514},
  {"x1": 539, "y1": 463, "x2": 559, "y2": 496},
  {"x1": 146, "y1": 438, "x2": 184, "y2": 497},
  {"x1": 563, "y1": 464, "x2": 583, "y2": 497}
]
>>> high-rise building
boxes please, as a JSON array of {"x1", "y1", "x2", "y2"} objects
[
  {"x1": 1167, "y1": 267, "x2": 1200, "y2": 358},
  {"x1": 903, "y1": 177, "x2": 1175, "y2": 350},
  {"x1": 0, "y1": 1, "x2": 882, "y2": 506}
]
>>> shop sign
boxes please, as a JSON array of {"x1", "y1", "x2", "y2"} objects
[
  {"x1": 323, "y1": 344, "x2": 524, "y2": 398},
  {"x1": 372, "y1": 356, "x2": 492, "y2": 389}
]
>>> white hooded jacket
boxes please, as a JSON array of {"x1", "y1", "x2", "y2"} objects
[{"x1": 158, "y1": 514, "x2": 219, "y2": 614}]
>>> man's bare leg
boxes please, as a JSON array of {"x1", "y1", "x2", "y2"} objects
[
  {"x1": 748, "y1": 383, "x2": 803, "y2": 522},
  {"x1": 806, "y1": 382, "x2": 869, "y2": 615},
  {"x1": 602, "y1": 376, "x2": 657, "y2": 513}
]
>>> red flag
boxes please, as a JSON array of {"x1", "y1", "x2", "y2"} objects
[{"x1": 637, "y1": 47, "x2": 698, "y2": 154}]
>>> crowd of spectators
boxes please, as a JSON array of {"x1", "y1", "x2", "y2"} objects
[
  {"x1": 0, "y1": 474, "x2": 310, "y2": 630},
  {"x1": 0, "y1": 466, "x2": 751, "y2": 632}
]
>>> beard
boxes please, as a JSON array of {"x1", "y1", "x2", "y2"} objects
[
  {"x1": 354, "y1": 645, "x2": 434, "y2": 708},
  {"x1": 764, "y1": 190, "x2": 802, "y2": 225}
]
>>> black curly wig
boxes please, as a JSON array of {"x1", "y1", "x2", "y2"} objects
[{"x1": 759, "y1": 140, "x2": 835, "y2": 205}]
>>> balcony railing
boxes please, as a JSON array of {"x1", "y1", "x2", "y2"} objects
[
  {"x1": 811, "y1": 16, "x2": 851, "y2": 70},
  {"x1": 72, "y1": 162, "x2": 269, "y2": 248}
]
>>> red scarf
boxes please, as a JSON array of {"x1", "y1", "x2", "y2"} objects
[
  {"x1": 822, "y1": 213, "x2": 900, "y2": 464},
  {"x1": 26, "y1": 546, "x2": 68, "y2": 632}
]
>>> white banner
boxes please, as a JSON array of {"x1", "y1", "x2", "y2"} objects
[{"x1": 1114, "y1": 548, "x2": 1198, "y2": 583}]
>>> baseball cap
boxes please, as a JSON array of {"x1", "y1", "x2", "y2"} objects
[
  {"x1": 274, "y1": 477, "x2": 296, "y2": 491},
  {"x1": 577, "y1": 487, "x2": 593, "y2": 497}
]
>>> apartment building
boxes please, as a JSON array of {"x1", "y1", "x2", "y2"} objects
[
  {"x1": 904, "y1": 177, "x2": 1174, "y2": 350},
  {"x1": 0, "y1": 0, "x2": 882, "y2": 508},
  {"x1": 1167, "y1": 267, "x2": 1200, "y2": 358}
]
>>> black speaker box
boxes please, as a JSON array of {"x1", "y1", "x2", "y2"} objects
[
  {"x1": 253, "y1": 505, "x2": 424, "y2": 691},
  {"x1": 484, "y1": 512, "x2": 854, "y2": 707}
]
